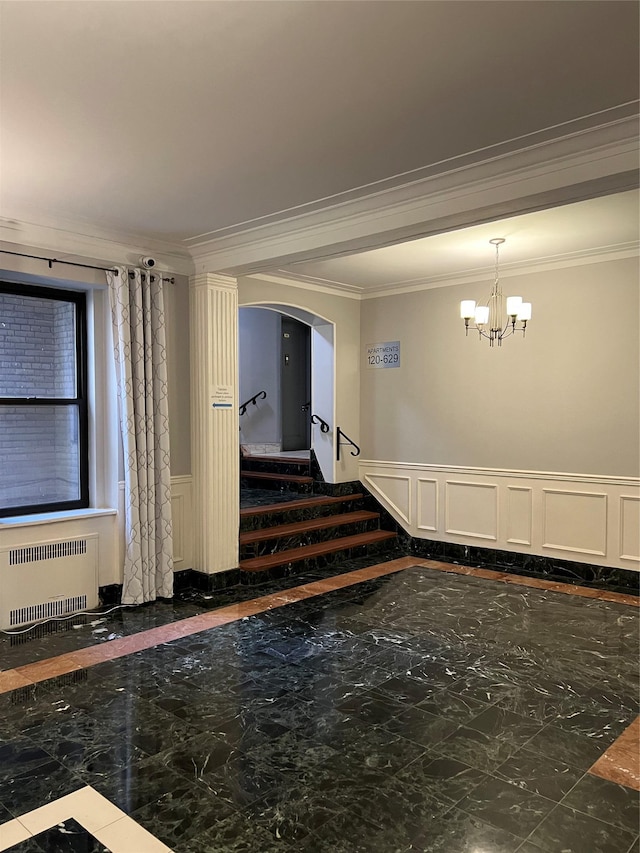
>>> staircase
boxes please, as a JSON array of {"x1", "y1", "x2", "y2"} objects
[
  {"x1": 239, "y1": 455, "x2": 397, "y2": 577},
  {"x1": 241, "y1": 454, "x2": 314, "y2": 494}
]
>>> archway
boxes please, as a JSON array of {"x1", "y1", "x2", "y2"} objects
[{"x1": 238, "y1": 303, "x2": 335, "y2": 483}]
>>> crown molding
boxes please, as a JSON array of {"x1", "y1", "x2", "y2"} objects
[
  {"x1": 249, "y1": 271, "x2": 363, "y2": 300},
  {"x1": 188, "y1": 109, "x2": 639, "y2": 274},
  {"x1": 0, "y1": 213, "x2": 194, "y2": 276},
  {"x1": 360, "y1": 241, "x2": 640, "y2": 299}
]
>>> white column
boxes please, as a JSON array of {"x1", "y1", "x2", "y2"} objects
[{"x1": 190, "y1": 273, "x2": 239, "y2": 573}]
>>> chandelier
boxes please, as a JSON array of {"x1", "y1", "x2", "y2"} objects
[{"x1": 460, "y1": 238, "x2": 531, "y2": 346}]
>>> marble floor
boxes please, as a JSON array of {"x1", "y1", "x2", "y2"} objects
[{"x1": 0, "y1": 558, "x2": 638, "y2": 852}]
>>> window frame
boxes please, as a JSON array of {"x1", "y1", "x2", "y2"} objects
[{"x1": 0, "y1": 281, "x2": 89, "y2": 517}]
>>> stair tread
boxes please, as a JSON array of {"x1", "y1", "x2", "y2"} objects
[
  {"x1": 240, "y1": 493, "x2": 364, "y2": 517},
  {"x1": 241, "y1": 471, "x2": 314, "y2": 484},
  {"x1": 240, "y1": 530, "x2": 397, "y2": 571},
  {"x1": 240, "y1": 510, "x2": 380, "y2": 544},
  {"x1": 244, "y1": 454, "x2": 310, "y2": 465}
]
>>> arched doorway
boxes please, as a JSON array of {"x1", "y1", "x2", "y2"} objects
[{"x1": 238, "y1": 303, "x2": 335, "y2": 483}]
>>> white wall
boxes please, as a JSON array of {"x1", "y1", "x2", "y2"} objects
[
  {"x1": 238, "y1": 307, "x2": 281, "y2": 446},
  {"x1": 238, "y1": 277, "x2": 361, "y2": 482}
]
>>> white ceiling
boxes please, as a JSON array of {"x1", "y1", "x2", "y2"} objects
[
  {"x1": 277, "y1": 190, "x2": 640, "y2": 294},
  {"x1": 0, "y1": 0, "x2": 638, "y2": 248}
]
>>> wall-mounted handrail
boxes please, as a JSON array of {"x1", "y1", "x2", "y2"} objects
[
  {"x1": 310, "y1": 413, "x2": 330, "y2": 433},
  {"x1": 337, "y1": 426, "x2": 360, "y2": 461},
  {"x1": 239, "y1": 390, "x2": 267, "y2": 416}
]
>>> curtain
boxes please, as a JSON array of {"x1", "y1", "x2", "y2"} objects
[{"x1": 107, "y1": 267, "x2": 173, "y2": 604}]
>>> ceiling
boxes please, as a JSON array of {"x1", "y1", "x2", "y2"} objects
[
  {"x1": 276, "y1": 189, "x2": 640, "y2": 295},
  {"x1": 0, "y1": 0, "x2": 638, "y2": 251}
]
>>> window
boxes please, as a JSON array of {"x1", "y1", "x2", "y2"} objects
[{"x1": 0, "y1": 283, "x2": 89, "y2": 516}]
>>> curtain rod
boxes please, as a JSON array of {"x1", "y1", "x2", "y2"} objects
[{"x1": 0, "y1": 249, "x2": 175, "y2": 283}]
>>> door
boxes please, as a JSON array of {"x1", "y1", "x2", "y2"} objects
[{"x1": 281, "y1": 317, "x2": 311, "y2": 451}]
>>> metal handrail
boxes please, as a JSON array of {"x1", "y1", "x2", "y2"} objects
[
  {"x1": 239, "y1": 390, "x2": 267, "y2": 416},
  {"x1": 310, "y1": 413, "x2": 330, "y2": 433},
  {"x1": 336, "y1": 426, "x2": 360, "y2": 461}
]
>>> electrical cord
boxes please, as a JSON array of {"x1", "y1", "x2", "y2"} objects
[{"x1": 0, "y1": 604, "x2": 136, "y2": 635}]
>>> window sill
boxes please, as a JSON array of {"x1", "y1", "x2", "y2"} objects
[{"x1": 0, "y1": 508, "x2": 118, "y2": 529}]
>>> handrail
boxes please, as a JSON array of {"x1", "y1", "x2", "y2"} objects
[
  {"x1": 239, "y1": 390, "x2": 267, "y2": 416},
  {"x1": 310, "y1": 413, "x2": 330, "y2": 433},
  {"x1": 336, "y1": 426, "x2": 360, "y2": 461}
]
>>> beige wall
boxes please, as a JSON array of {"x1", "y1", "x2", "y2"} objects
[
  {"x1": 360, "y1": 257, "x2": 640, "y2": 477},
  {"x1": 165, "y1": 274, "x2": 191, "y2": 476}
]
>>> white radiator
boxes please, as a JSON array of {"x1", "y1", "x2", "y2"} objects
[{"x1": 0, "y1": 534, "x2": 99, "y2": 629}]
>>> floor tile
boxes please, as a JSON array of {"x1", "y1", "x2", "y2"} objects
[
  {"x1": 395, "y1": 755, "x2": 488, "y2": 806},
  {"x1": 407, "y1": 805, "x2": 524, "y2": 852},
  {"x1": 180, "y1": 810, "x2": 292, "y2": 852},
  {"x1": 560, "y1": 773, "x2": 640, "y2": 834},
  {"x1": 341, "y1": 725, "x2": 427, "y2": 773},
  {"x1": 0, "y1": 817, "x2": 32, "y2": 850},
  {"x1": 590, "y1": 716, "x2": 640, "y2": 791},
  {"x1": 381, "y1": 705, "x2": 459, "y2": 750},
  {"x1": 457, "y1": 775, "x2": 556, "y2": 839},
  {"x1": 299, "y1": 808, "x2": 412, "y2": 852},
  {"x1": 432, "y1": 725, "x2": 520, "y2": 772},
  {"x1": 0, "y1": 738, "x2": 52, "y2": 786},
  {"x1": 526, "y1": 802, "x2": 636, "y2": 853},
  {"x1": 521, "y1": 723, "x2": 609, "y2": 771},
  {"x1": 21, "y1": 818, "x2": 110, "y2": 852},
  {"x1": 129, "y1": 784, "x2": 232, "y2": 848},
  {"x1": 466, "y1": 705, "x2": 544, "y2": 747},
  {"x1": 494, "y1": 746, "x2": 584, "y2": 801},
  {"x1": 0, "y1": 759, "x2": 85, "y2": 818}
]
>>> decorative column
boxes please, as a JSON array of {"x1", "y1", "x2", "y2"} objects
[{"x1": 190, "y1": 273, "x2": 239, "y2": 574}]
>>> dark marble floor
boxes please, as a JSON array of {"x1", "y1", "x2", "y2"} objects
[{"x1": 0, "y1": 564, "x2": 638, "y2": 852}]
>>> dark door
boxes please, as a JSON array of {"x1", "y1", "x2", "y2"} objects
[{"x1": 281, "y1": 317, "x2": 311, "y2": 451}]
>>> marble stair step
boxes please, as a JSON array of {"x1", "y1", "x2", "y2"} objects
[
  {"x1": 239, "y1": 510, "x2": 380, "y2": 545},
  {"x1": 243, "y1": 454, "x2": 310, "y2": 465},
  {"x1": 240, "y1": 470, "x2": 314, "y2": 484},
  {"x1": 239, "y1": 530, "x2": 397, "y2": 572},
  {"x1": 240, "y1": 493, "x2": 364, "y2": 519}
]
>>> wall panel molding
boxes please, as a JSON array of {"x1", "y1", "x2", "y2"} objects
[
  {"x1": 542, "y1": 489, "x2": 608, "y2": 557},
  {"x1": 363, "y1": 473, "x2": 411, "y2": 525},
  {"x1": 359, "y1": 459, "x2": 639, "y2": 571},
  {"x1": 620, "y1": 495, "x2": 640, "y2": 562},
  {"x1": 416, "y1": 478, "x2": 438, "y2": 532},
  {"x1": 506, "y1": 486, "x2": 532, "y2": 546},
  {"x1": 445, "y1": 481, "x2": 498, "y2": 540}
]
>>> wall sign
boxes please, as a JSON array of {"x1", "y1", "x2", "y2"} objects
[
  {"x1": 211, "y1": 385, "x2": 234, "y2": 409},
  {"x1": 365, "y1": 340, "x2": 400, "y2": 369}
]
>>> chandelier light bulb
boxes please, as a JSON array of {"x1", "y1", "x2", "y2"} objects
[
  {"x1": 475, "y1": 305, "x2": 489, "y2": 325},
  {"x1": 518, "y1": 302, "x2": 532, "y2": 322},
  {"x1": 460, "y1": 300, "x2": 476, "y2": 319},
  {"x1": 506, "y1": 296, "x2": 522, "y2": 317}
]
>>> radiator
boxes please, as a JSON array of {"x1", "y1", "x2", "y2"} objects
[{"x1": 0, "y1": 535, "x2": 99, "y2": 629}]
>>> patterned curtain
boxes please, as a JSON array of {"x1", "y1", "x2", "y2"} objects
[{"x1": 107, "y1": 267, "x2": 173, "y2": 604}]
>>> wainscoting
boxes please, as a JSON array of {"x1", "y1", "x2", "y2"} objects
[
  {"x1": 359, "y1": 460, "x2": 640, "y2": 571},
  {"x1": 117, "y1": 475, "x2": 194, "y2": 575},
  {"x1": 169, "y1": 475, "x2": 194, "y2": 571}
]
